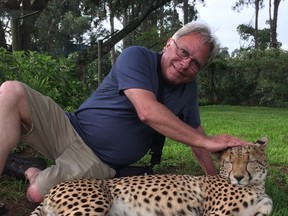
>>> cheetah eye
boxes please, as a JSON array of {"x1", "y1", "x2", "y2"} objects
[
  {"x1": 248, "y1": 160, "x2": 257, "y2": 164},
  {"x1": 247, "y1": 157, "x2": 257, "y2": 162},
  {"x1": 223, "y1": 160, "x2": 231, "y2": 164}
]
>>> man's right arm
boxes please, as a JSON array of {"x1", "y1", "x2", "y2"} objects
[{"x1": 124, "y1": 88, "x2": 245, "y2": 152}]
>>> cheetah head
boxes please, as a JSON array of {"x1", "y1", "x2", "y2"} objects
[{"x1": 219, "y1": 137, "x2": 268, "y2": 187}]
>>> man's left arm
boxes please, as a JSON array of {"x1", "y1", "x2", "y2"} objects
[{"x1": 190, "y1": 126, "x2": 218, "y2": 175}]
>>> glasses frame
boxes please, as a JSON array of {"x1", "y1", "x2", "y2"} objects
[{"x1": 172, "y1": 39, "x2": 202, "y2": 72}]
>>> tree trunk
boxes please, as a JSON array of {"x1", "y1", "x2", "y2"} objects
[
  {"x1": 0, "y1": 21, "x2": 8, "y2": 50},
  {"x1": 158, "y1": 6, "x2": 164, "y2": 38},
  {"x1": 11, "y1": 18, "x2": 20, "y2": 51},
  {"x1": 183, "y1": 0, "x2": 188, "y2": 24},
  {"x1": 4, "y1": 0, "x2": 49, "y2": 51},
  {"x1": 269, "y1": 0, "x2": 281, "y2": 48},
  {"x1": 108, "y1": 1, "x2": 116, "y2": 64},
  {"x1": 254, "y1": 0, "x2": 259, "y2": 49},
  {"x1": 208, "y1": 63, "x2": 221, "y2": 104},
  {"x1": 172, "y1": 0, "x2": 177, "y2": 26},
  {"x1": 122, "y1": 7, "x2": 130, "y2": 49}
]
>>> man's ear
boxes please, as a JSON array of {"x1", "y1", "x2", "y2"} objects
[{"x1": 164, "y1": 38, "x2": 173, "y2": 49}]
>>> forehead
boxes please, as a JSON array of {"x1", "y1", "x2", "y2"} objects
[
  {"x1": 175, "y1": 33, "x2": 211, "y2": 63},
  {"x1": 175, "y1": 33, "x2": 209, "y2": 49},
  {"x1": 224, "y1": 144, "x2": 258, "y2": 158}
]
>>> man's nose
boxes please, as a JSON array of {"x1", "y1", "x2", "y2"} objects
[{"x1": 180, "y1": 58, "x2": 192, "y2": 69}]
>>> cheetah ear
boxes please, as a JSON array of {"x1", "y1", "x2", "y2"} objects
[
  {"x1": 215, "y1": 147, "x2": 229, "y2": 159},
  {"x1": 255, "y1": 137, "x2": 268, "y2": 147}
]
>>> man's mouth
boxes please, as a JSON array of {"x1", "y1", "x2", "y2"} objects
[
  {"x1": 172, "y1": 64, "x2": 186, "y2": 78},
  {"x1": 178, "y1": 71, "x2": 187, "y2": 77}
]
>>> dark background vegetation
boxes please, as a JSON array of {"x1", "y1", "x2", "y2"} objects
[{"x1": 1, "y1": 0, "x2": 287, "y2": 109}]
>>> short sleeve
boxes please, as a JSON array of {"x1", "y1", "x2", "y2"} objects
[{"x1": 114, "y1": 46, "x2": 158, "y2": 95}]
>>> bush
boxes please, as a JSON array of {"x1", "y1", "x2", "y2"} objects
[
  {"x1": 0, "y1": 49, "x2": 92, "y2": 110},
  {"x1": 198, "y1": 49, "x2": 288, "y2": 108},
  {"x1": 1, "y1": 48, "x2": 288, "y2": 109}
]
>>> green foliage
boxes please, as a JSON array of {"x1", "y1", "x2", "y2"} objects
[
  {"x1": 60, "y1": 11, "x2": 92, "y2": 42},
  {"x1": 84, "y1": 53, "x2": 114, "y2": 87},
  {"x1": 0, "y1": 49, "x2": 92, "y2": 110},
  {"x1": 33, "y1": 0, "x2": 109, "y2": 54},
  {"x1": 236, "y1": 24, "x2": 271, "y2": 50},
  {"x1": 199, "y1": 49, "x2": 288, "y2": 108},
  {"x1": 133, "y1": 27, "x2": 167, "y2": 52}
]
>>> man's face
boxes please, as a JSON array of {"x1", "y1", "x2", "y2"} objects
[{"x1": 161, "y1": 33, "x2": 210, "y2": 85}]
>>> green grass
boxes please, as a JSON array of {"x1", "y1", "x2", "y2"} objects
[
  {"x1": 0, "y1": 176, "x2": 28, "y2": 202},
  {"x1": 1, "y1": 105, "x2": 287, "y2": 215},
  {"x1": 202, "y1": 105, "x2": 288, "y2": 215},
  {"x1": 200, "y1": 105, "x2": 288, "y2": 165},
  {"x1": 150, "y1": 105, "x2": 287, "y2": 215}
]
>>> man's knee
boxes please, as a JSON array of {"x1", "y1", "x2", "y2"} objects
[
  {"x1": 0, "y1": 81, "x2": 25, "y2": 101},
  {"x1": 1, "y1": 81, "x2": 31, "y2": 126}
]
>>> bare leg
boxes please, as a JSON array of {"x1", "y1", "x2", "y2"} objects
[
  {"x1": 0, "y1": 81, "x2": 31, "y2": 174},
  {"x1": 0, "y1": 81, "x2": 43, "y2": 203}
]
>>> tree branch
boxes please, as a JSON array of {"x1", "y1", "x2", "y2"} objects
[{"x1": 76, "y1": 0, "x2": 170, "y2": 69}]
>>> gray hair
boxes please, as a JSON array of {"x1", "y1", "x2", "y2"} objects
[{"x1": 172, "y1": 21, "x2": 219, "y2": 63}]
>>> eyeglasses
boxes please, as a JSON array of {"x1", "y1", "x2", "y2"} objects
[{"x1": 172, "y1": 39, "x2": 202, "y2": 72}]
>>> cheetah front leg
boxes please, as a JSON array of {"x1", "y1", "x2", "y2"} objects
[
  {"x1": 30, "y1": 202, "x2": 44, "y2": 216},
  {"x1": 238, "y1": 196, "x2": 273, "y2": 216},
  {"x1": 253, "y1": 196, "x2": 273, "y2": 216}
]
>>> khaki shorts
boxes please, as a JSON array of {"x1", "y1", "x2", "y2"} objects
[{"x1": 20, "y1": 82, "x2": 116, "y2": 196}]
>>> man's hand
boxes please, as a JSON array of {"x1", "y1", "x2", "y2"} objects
[{"x1": 204, "y1": 134, "x2": 246, "y2": 152}]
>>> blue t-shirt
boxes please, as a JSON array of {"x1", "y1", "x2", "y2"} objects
[{"x1": 67, "y1": 46, "x2": 200, "y2": 168}]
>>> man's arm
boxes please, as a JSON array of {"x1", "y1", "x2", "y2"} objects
[
  {"x1": 124, "y1": 88, "x2": 244, "y2": 152},
  {"x1": 191, "y1": 126, "x2": 218, "y2": 175}
]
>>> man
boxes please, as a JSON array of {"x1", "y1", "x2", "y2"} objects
[{"x1": 0, "y1": 21, "x2": 244, "y2": 203}]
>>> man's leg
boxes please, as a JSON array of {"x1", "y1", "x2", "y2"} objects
[
  {"x1": 0, "y1": 81, "x2": 31, "y2": 177},
  {"x1": 25, "y1": 135, "x2": 116, "y2": 203},
  {"x1": 0, "y1": 81, "x2": 45, "y2": 202},
  {"x1": 18, "y1": 82, "x2": 115, "y2": 203},
  {"x1": 0, "y1": 81, "x2": 115, "y2": 203}
]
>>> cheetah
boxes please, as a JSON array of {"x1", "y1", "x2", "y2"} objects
[{"x1": 30, "y1": 137, "x2": 272, "y2": 216}]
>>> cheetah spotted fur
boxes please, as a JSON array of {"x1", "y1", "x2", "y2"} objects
[{"x1": 30, "y1": 137, "x2": 272, "y2": 216}]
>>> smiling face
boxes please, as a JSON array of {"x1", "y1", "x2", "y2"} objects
[{"x1": 161, "y1": 33, "x2": 211, "y2": 85}]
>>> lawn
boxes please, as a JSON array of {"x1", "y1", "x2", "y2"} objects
[
  {"x1": 154, "y1": 105, "x2": 288, "y2": 216},
  {"x1": 0, "y1": 105, "x2": 287, "y2": 215}
]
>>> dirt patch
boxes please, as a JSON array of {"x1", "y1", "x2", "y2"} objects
[
  {"x1": 1, "y1": 147, "x2": 42, "y2": 216},
  {"x1": 0, "y1": 176, "x2": 38, "y2": 216},
  {"x1": 2, "y1": 199, "x2": 37, "y2": 216}
]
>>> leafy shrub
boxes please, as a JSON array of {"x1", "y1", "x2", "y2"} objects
[
  {"x1": 198, "y1": 49, "x2": 288, "y2": 108},
  {"x1": 1, "y1": 47, "x2": 288, "y2": 109},
  {"x1": 0, "y1": 48, "x2": 92, "y2": 110}
]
